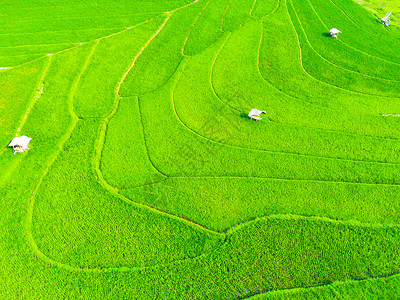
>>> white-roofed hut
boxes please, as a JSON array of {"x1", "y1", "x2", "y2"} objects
[
  {"x1": 381, "y1": 12, "x2": 392, "y2": 27},
  {"x1": 330, "y1": 28, "x2": 341, "y2": 38},
  {"x1": 248, "y1": 108, "x2": 266, "y2": 121},
  {"x1": 8, "y1": 136, "x2": 32, "y2": 155}
]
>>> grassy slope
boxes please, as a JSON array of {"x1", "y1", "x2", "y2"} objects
[{"x1": 0, "y1": 0, "x2": 400, "y2": 299}]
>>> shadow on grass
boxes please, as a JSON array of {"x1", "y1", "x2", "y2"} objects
[{"x1": 239, "y1": 112, "x2": 249, "y2": 119}]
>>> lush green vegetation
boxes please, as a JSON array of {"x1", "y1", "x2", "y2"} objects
[{"x1": 1, "y1": 0, "x2": 399, "y2": 299}]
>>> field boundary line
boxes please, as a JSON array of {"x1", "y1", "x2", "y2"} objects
[
  {"x1": 221, "y1": 0, "x2": 232, "y2": 29},
  {"x1": 210, "y1": 32, "x2": 240, "y2": 112},
  {"x1": 182, "y1": 0, "x2": 211, "y2": 55},
  {"x1": 20, "y1": 212, "x2": 400, "y2": 273},
  {"x1": 116, "y1": 17, "x2": 169, "y2": 97},
  {"x1": 0, "y1": 154, "x2": 24, "y2": 184},
  {"x1": 15, "y1": 55, "x2": 52, "y2": 136},
  {"x1": 0, "y1": 42, "x2": 75, "y2": 49},
  {"x1": 0, "y1": 26, "x2": 126, "y2": 37},
  {"x1": 167, "y1": 0, "x2": 201, "y2": 14},
  {"x1": 241, "y1": 269, "x2": 400, "y2": 300},
  {"x1": 21, "y1": 221, "x2": 225, "y2": 273},
  {"x1": 0, "y1": 43, "x2": 83, "y2": 71},
  {"x1": 250, "y1": 0, "x2": 258, "y2": 16},
  {"x1": 170, "y1": 174, "x2": 400, "y2": 187},
  {"x1": 25, "y1": 40, "x2": 99, "y2": 272},
  {"x1": 225, "y1": 213, "x2": 400, "y2": 235},
  {"x1": 0, "y1": 52, "x2": 61, "y2": 58},
  {"x1": 10, "y1": 12, "x2": 155, "y2": 24},
  {"x1": 115, "y1": 177, "x2": 223, "y2": 235},
  {"x1": 1, "y1": 0, "x2": 200, "y2": 12},
  {"x1": 328, "y1": 0, "x2": 356, "y2": 25},
  {"x1": 136, "y1": 97, "x2": 170, "y2": 177}
]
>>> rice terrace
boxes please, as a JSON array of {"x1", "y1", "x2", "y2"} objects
[{"x1": 1, "y1": 0, "x2": 400, "y2": 298}]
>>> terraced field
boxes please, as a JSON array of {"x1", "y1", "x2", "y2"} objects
[{"x1": 1, "y1": 0, "x2": 400, "y2": 298}]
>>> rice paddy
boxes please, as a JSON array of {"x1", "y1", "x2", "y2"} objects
[{"x1": 0, "y1": 0, "x2": 399, "y2": 298}]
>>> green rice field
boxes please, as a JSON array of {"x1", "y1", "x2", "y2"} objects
[{"x1": 1, "y1": 0, "x2": 400, "y2": 298}]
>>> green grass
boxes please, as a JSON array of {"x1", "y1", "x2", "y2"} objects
[{"x1": 0, "y1": 0, "x2": 400, "y2": 299}]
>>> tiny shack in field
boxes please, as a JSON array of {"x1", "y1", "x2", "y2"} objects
[
  {"x1": 8, "y1": 136, "x2": 31, "y2": 155},
  {"x1": 248, "y1": 108, "x2": 266, "y2": 121},
  {"x1": 381, "y1": 12, "x2": 392, "y2": 27},
  {"x1": 329, "y1": 28, "x2": 341, "y2": 38}
]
